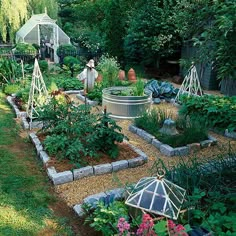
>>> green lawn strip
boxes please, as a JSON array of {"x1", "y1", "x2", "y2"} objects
[{"x1": 0, "y1": 92, "x2": 74, "y2": 236}]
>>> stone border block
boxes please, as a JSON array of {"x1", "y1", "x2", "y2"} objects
[
  {"x1": 128, "y1": 125, "x2": 138, "y2": 134},
  {"x1": 64, "y1": 90, "x2": 83, "y2": 95},
  {"x1": 21, "y1": 117, "x2": 30, "y2": 130},
  {"x1": 47, "y1": 166, "x2": 57, "y2": 179},
  {"x1": 224, "y1": 129, "x2": 236, "y2": 139},
  {"x1": 128, "y1": 156, "x2": 145, "y2": 168},
  {"x1": 138, "y1": 130, "x2": 154, "y2": 143},
  {"x1": 76, "y1": 93, "x2": 98, "y2": 106},
  {"x1": 35, "y1": 144, "x2": 43, "y2": 156},
  {"x1": 174, "y1": 146, "x2": 189, "y2": 156},
  {"x1": 187, "y1": 143, "x2": 201, "y2": 152},
  {"x1": 200, "y1": 140, "x2": 214, "y2": 148},
  {"x1": 73, "y1": 204, "x2": 84, "y2": 217},
  {"x1": 208, "y1": 135, "x2": 218, "y2": 145},
  {"x1": 29, "y1": 132, "x2": 38, "y2": 141},
  {"x1": 50, "y1": 171, "x2": 73, "y2": 185},
  {"x1": 93, "y1": 163, "x2": 112, "y2": 175},
  {"x1": 160, "y1": 144, "x2": 175, "y2": 156},
  {"x1": 73, "y1": 166, "x2": 94, "y2": 180},
  {"x1": 83, "y1": 192, "x2": 107, "y2": 206},
  {"x1": 39, "y1": 151, "x2": 50, "y2": 165},
  {"x1": 111, "y1": 160, "x2": 128, "y2": 172},
  {"x1": 105, "y1": 188, "x2": 125, "y2": 200},
  {"x1": 152, "y1": 139, "x2": 163, "y2": 149}
]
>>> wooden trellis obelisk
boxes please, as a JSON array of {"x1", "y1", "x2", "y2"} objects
[
  {"x1": 175, "y1": 65, "x2": 203, "y2": 103},
  {"x1": 26, "y1": 58, "x2": 48, "y2": 129}
]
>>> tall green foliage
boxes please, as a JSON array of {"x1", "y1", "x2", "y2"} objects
[
  {"x1": 0, "y1": 0, "x2": 58, "y2": 43},
  {"x1": 0, "y1": 0, "x2": 28, "y2": 42}
]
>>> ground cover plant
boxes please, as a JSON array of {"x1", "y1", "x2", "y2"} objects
[
  {"x1": 135, "y1": 108, "x2": 208, "y2": 147},
  {"x1": 152, "y1": 153, "x2": 236, "y2": 236},
  {"x1": 179, "y1": 95, "x2": 236, "y2": 132},
  {"x1": 37, "y1": 96, "x2": 125, "y2": 165},
  {"x1": 0, "y1": 91, "x2": 74, "y2": 235}
]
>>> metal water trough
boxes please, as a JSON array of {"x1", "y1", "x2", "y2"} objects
[{"x1": 102, "y1": 87, "x2": 152, "y2": 119}]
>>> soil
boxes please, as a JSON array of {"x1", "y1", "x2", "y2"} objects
[{"x1": 37, "y1": 132, "x2": 138, "y2": 172}]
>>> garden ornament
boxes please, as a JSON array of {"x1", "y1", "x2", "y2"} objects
[
  {"x1": 77, "y1": 59, "x2": 98, "y2": 93},
  {"x1": 125, "y1": 169, "x2": 186, "y2": 220},
  {"x1": 159, "y1": 118, "x2": 179, "y2": 136}
]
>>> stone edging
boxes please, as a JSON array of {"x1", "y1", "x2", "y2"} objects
[
  {"x1": 129, "y1": 125, "x2": 217, "y2": 157},
  {"x1": 73, "y1": 188, "x2": 126, "y2": 216},
  {"x1": 76, "y1": 91, "x2": 99, "y2": 106},
  {"x1": 225, "y1": 129, "x2": 236, "y2": 139},
  {"x1": 29, "y1": 132, "x2": 148, "y2": 185},
  {"x1": 6, "y1": 90, "x2": 82, "y2": 130}
]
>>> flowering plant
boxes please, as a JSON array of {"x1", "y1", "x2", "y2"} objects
[{"x1": 117, "y1": 214, "x2": 189, "y2": 236}]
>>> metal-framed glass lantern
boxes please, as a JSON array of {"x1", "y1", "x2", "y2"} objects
[{"x1": 125, "y1": 171, "x2": 186, "y2": 220}]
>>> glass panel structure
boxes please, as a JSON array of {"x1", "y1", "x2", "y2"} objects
[{"x1": 125, "y1": 176, "x2": 186, "y2": 220}]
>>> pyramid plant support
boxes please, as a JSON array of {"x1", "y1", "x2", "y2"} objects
[
  {"x1": 26, "y1": 58, "x2": 48, "y2": 129},
  {"x1": 175, "y1": 65, "x2": 203, "y2": 103}
]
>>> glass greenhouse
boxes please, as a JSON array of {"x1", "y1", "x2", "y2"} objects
[
  {"x1": 15, "y1": 13, "x2": 71, "y2": 63},
  {"x1": 125, "y1": 175, "x2": 186, "y2": 220}
]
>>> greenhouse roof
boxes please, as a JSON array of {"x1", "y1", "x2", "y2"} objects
[{"x1": 16, "y1": 13, "x2": 56, "y2": 40}]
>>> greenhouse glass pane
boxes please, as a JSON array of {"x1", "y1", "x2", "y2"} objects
[
  {"x1": 152, "y1": 196, "x2": 166, "y2": 212},
  {"x1": 128, "y1": 194, "x2": 141, "y2": 205},
  {"x1": 156, "y1": 183, "x2": 165, "y2": 196},
  {"x1": 140, "y1": 191, "x2": 153, "y2": 209},
  {"x1": 146, "y1": 182, "x2": 156, "y2": 192}
]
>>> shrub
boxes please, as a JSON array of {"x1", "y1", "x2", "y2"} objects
[
  {"x1": 55, "y1": 77, "x2": 83, "y2": 90},
  {"x1": 14, "y1": 43, "x2": 37, "y2": 54},
  {"x1": 63, "y1": 56, "x2": 79, "y2": 67},
  {"x1": 179, "y1": 95, "x2": 236, "y2": 132},
  {"x1": 38, "y1": 60, "x2": 48, "y2": 73},
  {"x1": 56, "y1": 44, "x2": 76, "y2": 57},
  {"x1": 4, "y1": 84, "x2": 21, "y2": 95}
]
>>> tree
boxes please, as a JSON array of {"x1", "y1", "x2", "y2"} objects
[{"x1": 0, "y1": 0, "x2": 28, "y2": 42}]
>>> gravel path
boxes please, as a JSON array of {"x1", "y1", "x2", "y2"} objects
[{"x1": 55, "y1": 101, "x2": 236, "y2": 206}]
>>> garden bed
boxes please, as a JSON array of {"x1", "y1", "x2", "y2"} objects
[
  {"x1": 29, "y1": 132, "x2": 148, "y2": 185},
  {"x1": 77, "y1": 91, "x2": 99, "y2": 106},
  {"x1": 129, "y1": 124, "x2": 217, "y2": 156},
  {"x1": 6, "y1": 90, "x2": 82, "y2": 130}
]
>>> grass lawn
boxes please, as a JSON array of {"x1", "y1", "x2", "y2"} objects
[{"x1": 0, "y1": 91, "x2": 76, "y2": 236}]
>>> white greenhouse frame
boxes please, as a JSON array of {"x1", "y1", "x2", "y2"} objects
[{"x1": 16, "y1": 12, "x2": 71, "y2": 63}]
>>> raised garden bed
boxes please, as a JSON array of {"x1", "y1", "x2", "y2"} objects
[
  {"x1": 77, "y1": 91, "x2": 99, "y2": 106},
  {"x1": 6, "y1": 90, "x2": 82, "y2": 130},
  {"x1": 102, "y1": 86, "x2": 152, "y2": 119},
  {"x1": 129, "y1": 124, "x2": 217, "y2": 156},
  {"x1": 29, "y1": 132, "x2": 148, "y2": 185}
]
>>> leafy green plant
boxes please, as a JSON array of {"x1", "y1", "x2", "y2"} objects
[
  {"x1": 4, "y1": 84, "x2": 21, "y2": 95},
  {"x1": 97, "y1": 55, "x2": 120, "y2": 87},
  {"x1": 135, "y1": 108, "x2": 173, "y2": 133},
  {"x1": 38, "y1": 98, "x2": 125, "y2": 163},
  {"x1": 84, "y1": 200, "x2": 129, "y2": 236},
  {"x1": 132, "y1": 78, "x2": 145, "y2": 96},
  {"x1": 135, "y1": 108, "x2": 208, "y2": 147},
  {"x1": 56, "y1": 44, "x2": 76, "y2": 57},
  {"x1": 38, "y1": 60, "x2": 48, "y2": 73},
  {"x1": 54, "y1": 77, "x2": 83, "y2": 91},
  {"x1": 179, "y1": 94, "x2": 236, "y2": 132}
]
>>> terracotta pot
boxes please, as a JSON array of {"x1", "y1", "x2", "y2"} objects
[
  {"x1": 128, "y1": 68, "x2": 137, "y2": 83},
  {"x1": 118, "y1": 70, "x2": 125, "y2": 80},
  {"x1": 96, "y1": 74, "x2": 103, "y2": 83}
]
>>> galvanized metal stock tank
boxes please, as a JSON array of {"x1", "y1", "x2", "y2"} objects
[{"x1": 102, "y1": 87, "x2": 152, "y2": 119}]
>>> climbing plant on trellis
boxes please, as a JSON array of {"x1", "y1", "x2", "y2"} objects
[
  {"x1": 26, "y1": 58, "x2": 48, "y2": 129},
  {"x1": 175, "y1": 65, "x2": 203, "y2": 103}
]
